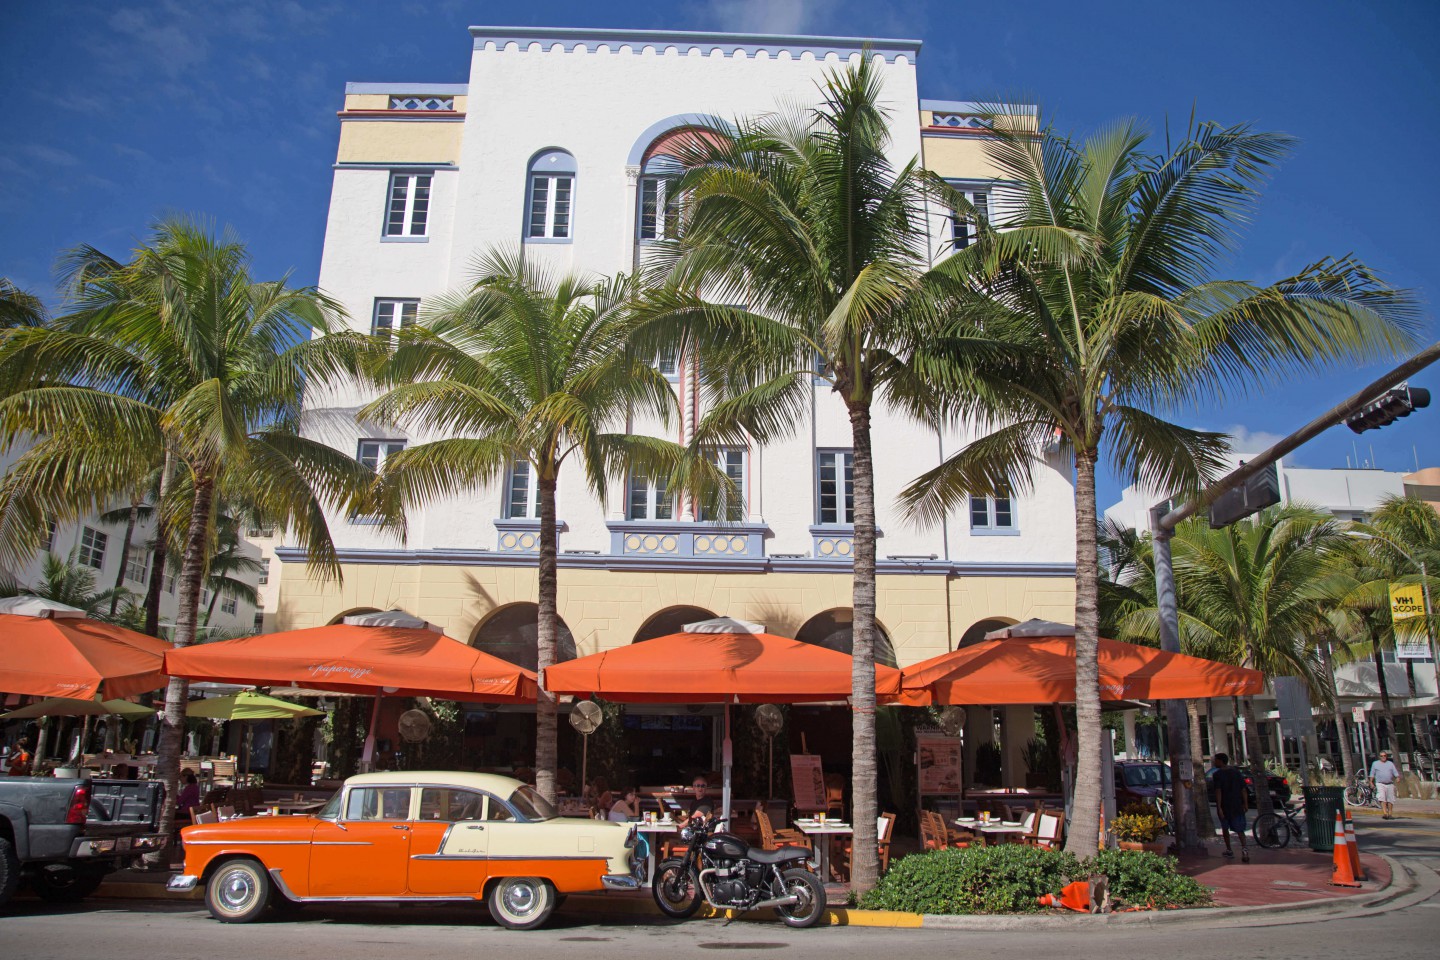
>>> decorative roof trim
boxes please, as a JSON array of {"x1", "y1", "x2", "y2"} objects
[
  {"x1": 337, "y1": 111, "x2": 465, "y2": 122},
  {"x1": 345, "y1": 82, "x2": 469, "y2": 95},
  {"x1": 469, "y1": 26, "x2": 920, "y2": 63},
  {"x1": 921, "y1": 98, "x2": 1038, "y2": 117},
  {"x1": 332, "y1": 162, "x2": 458, "y2": 171},
  {"x1": 273, "y1": 546, "x2": 1074, "y2": 578}
]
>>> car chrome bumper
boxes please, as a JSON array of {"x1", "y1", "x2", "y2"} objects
[
  {"x1": 167, "y1": 874, "x2": 199, "y2": 893},
  {"x1": 602, "y1": 873, "x2": 640, "y2": 890},
  {"x1": 70, "y1": 833, "x2": 168, "y2": 857}
]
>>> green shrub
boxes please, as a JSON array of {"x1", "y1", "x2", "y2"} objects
[
  {"x1": 859, "y1": 845, "x2": 1078, "y2": 914},
  {"x1": 1082, "y1": 850, "x2": 1212, "y2": 908},
  {"x1": 858, "y1": 846, "x2": 1211, "y2": 915}
]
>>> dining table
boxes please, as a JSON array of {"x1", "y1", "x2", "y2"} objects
[
  {"x1": 794, "y1": 818, "x2": 852, "y2": 882},
  {"x1": 634, "y1": 818, "x2": 679, "y2": 888},
  {"x1": 955, "y1": 817, "x2": 1030, "y2": 843}
]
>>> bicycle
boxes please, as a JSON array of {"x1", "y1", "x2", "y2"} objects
[
  {"x1": 1344, "y1": 773, "x2": 1379, "y2": 809},
  {"x1": 1252, "y1": 799, "x2": 1307, "y2": 849},
  {"x1": 1149, "y1": 795, "x2": 1176, "y2": 836}
]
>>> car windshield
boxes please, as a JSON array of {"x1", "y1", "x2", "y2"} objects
[
  {"x1": 508, "y1": 785, "x2": 558, "y2": 822},
  {"x1": 1122, "y1": 765, "x2": 1171, "y2": 787},
  {"x1": 316, "y1": 789, "x2": 343, "y2": 819}
]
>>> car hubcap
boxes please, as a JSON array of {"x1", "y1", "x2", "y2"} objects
[
  {"x1": 504, "y1": 882, "x2": 537, "y2": 916},
  {"x1": 219, "y1": 870, "x2": 255, "y2": 911}
]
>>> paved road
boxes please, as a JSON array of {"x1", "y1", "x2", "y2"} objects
[{"x1": 2, "y1": 816, "x2": 1435, "y2": 960}]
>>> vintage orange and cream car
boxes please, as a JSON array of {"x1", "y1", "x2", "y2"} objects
[{"x1": 168, "y1": 771, "x2": 638, "y2": 928}]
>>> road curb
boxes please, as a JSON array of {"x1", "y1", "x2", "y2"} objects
[
  {"x1": 1348, "y1": 807, "x2": 1440, "y2": 821},
  {"x1": 562, "y1": 893, "x2": 922, "y2": 927}
]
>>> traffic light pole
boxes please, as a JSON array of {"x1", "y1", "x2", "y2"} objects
[{"x1": 1150, "y1": 340, "x2": 1440, "y2": 852}]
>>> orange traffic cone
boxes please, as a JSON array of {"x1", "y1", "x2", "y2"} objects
[
  {"x1": 1038, "y1": 880, "x2": 1094, "y2": 912},
  {"x1": 1344, "y1": 812, "x2": 1366, "y2": 881},
  {"x1": 1329, "y1": 811, "x2": 1360, "y2": 887}
]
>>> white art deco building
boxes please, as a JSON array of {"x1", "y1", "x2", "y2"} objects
[{"x1": 279, "y1": 27, "x2": 1079, "y2": 781}]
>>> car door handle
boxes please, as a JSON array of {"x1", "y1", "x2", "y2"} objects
[
  {"x1": 392, "y1": 824, "x2": 410, "y2": 831},
  {"x1": 462, "y1": 824, "x2": 485, "y2": 831}
]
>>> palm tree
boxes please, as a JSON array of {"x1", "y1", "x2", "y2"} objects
[
  {"x1": 632, "y1": 59, "x2": 947, "y2": 892},
  {"x1": 1146, "y1": 507, "x2": 1342, "y2": 823},
  {"x1": 0, "y1": 217, "x2": 381, "y2": 848},
  {"x1": 359, "y1": 248, "x2": 714, "y2": 803},
  {"x1": 0, "y1": 278, "x2": 47, "y2": 328},
  {"x1": 899, "y1": 115, "x2": 1422, "y2": 855},
  {"x1": 0, "y1": 551, "x2": 132, "y2": 617}
]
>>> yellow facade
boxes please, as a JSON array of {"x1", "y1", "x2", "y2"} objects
[
  {"x1": 920, "y1": 134, "x2": 1009, "y2": 181},
  {"x1": 336, "y1": 121, "x2": 465, "y2": 165},
  {"x1": 276, "y1": 562, "x2": 1076, "y2": 668},
  {"x1": 343, "y1": 94, "x2": 468, "y2": 113}
]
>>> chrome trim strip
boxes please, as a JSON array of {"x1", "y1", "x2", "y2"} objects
[
  {"x1": 166, "y1": 874, "x2": 199, "y2": 892},
  {"x1": 409, "y1": 853, "x2": 609, "y2": 862},
  {"x1": 312, "y1": 841, "x2": 373, "y2": 846},
  {"x1": 184, "y1": 840, "x2": 311, "y2": 846}
]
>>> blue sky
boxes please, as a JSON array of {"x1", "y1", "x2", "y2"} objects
[{"x1": 3, "y1": 0, "x2": 1437, "y2": 509}]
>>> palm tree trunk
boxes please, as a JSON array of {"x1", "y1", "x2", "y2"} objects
[
  {"x1": 1240, "y1": 696, "x2": 1276, "y2": 822},
  {"x1": 148, "y1": 471, "x2": 213, "y2": 865},
  {"x1": 109, "y1": 498, "x2": 140, "y2": 617},
  {"x1": 143, "y1": 450, "x2": 175, "y2": 638},
  {"x1": 847, "y1": 400, "x2": 879, "y2": 894},
  {"x1": 1321, "y1": 639, "x2": 1355, "y2": 778},
  {"x1": 1186, "y1": 700, "x2": 1213, "y2": 836},
  {"x1": 534, "y1": 470, "x2": 560, "y2": 804},
  {"x1": 1066, "y1": 447, "x2": 1103, "y2": 858},
  {"x1": 1370, "y1": 637, "x2": 1400, "y2": 751}
]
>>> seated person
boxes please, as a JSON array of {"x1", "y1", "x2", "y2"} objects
[
  {"x1": 607, "y1": 787, "x2": 641, "y2": 822},
  {"x1": 176, "y1": 770, "x2": 201, "y2": 816},
  {"x1": 676, "y1": 779, "x2": 714, "y2": 827}
]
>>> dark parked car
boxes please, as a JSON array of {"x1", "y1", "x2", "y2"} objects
[
  {"x1": 0, "y1": 777, "x2": 168, "y2": 907},
  {"x1": 1113, "y1": 761, "x2": 1173, "y2": 808},
  {"x1": 1205, "y1": 766, "x2": 1292, "y2": 807}
]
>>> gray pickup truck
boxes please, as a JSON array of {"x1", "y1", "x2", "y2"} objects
[{"x1": 0, "y1": 777, "x2": 169, "y2": 906}]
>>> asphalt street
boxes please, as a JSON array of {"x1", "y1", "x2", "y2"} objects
[{"x1": 2, "y1": 817, "x2": 1436, "y2": 960}]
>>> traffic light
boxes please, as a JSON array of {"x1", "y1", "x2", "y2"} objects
[
  {"x1": 1344, "y1": 385, "x2": 1431, "y2": 433},
  {"x1": 1208, "y1": 462, "x2": 1282, "y2": 528}
]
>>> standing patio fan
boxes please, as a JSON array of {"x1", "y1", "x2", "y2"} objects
[
  {"x1": 755, "y1": 703, "x2": 784, "y2": 799},
  {"x1": 569, "y1": 700, "x2": 604, "y2": 799}
]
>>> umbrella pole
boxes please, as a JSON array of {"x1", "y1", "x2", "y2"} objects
[
  {"x1": 361, "y1": 693, "x2": 382, "y2": 772},
  {"x1": 721, "y1": 702, "x2": 733, "y2": 827}
]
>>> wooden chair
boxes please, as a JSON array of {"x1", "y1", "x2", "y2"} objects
[
  {"x1": 920, "y1": 810, "x2": 947, "y2": 851},
  {"x1": 310, "y1": 760, "x2": 329, "y2": 784},
  {"x1": 755, "y1": 810, "x2": 812, "y2": 853},
  {"x1": 823, "y1": 773, "x2": 846, "y2": 818},
  {"x1": 215, "y1": 805, "x2": 237, "y2": 821},
  {"x1": 209, "y1": 758, "x2": 237, "y2": 786},
  {"x1": 191, "y1": 808, "x2": 219, "y2": 825},
  {"x1": 1021, "y1": 811, "x2": 1065, "y2": 850},
  {"x1": 837, "y1": 812, "x2": 897, "y2": 877}
]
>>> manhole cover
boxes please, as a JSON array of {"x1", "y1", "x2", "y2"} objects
[
  {"x1": 698, "y1": 944, "x2": 788, "y2": 951},
  {"x1": 1271, "y1": 880, "x2": 1308, "y2": 888}
]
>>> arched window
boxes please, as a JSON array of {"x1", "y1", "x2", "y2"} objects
[
  {"x1": 958, "y1": 617, "x2": 1018, "y2": 648},
  {"x1": 525, "y1": 150, "x2": 576, "y2": 241},
  {"x1": 635, "y1": 126, "x2": 722, "y2": 242},
  {"x1": 632, "y1": 606, "x2": 718, "y2": 643},
  {"x1": 471, "y1": 603, "x2": 577, "y2": 673},
  {"x1": 795, "y1": 608, "x2": 898, "y2": 668}
]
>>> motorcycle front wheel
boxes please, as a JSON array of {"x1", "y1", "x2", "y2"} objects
[
  {"x1": 652, "y1": 859, "x2": 704, "y2": 918},
  {"x1": 774, "y1": 868, "x2": 826, "y2": 928}
]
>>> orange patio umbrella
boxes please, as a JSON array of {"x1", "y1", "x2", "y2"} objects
[
  {"x1": 546, "y1": 617, "x2": 902, "y2": 818},
  {"x1": 0, "y1": 598, "x2": 169, "y2": 700},
  {"x1": 898, "y1": 619, "x2": 1265, "y2": 706},
  {"x1": 164, "y1": 611, "x2": 537, "y2": 766}
]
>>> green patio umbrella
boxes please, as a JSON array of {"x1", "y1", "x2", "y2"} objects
[
  {"x1": 186, "y1": 692, "x2": 324, "y2": 780},
  {"x1": 1, "y1": 696, "x2": 156, "y2": 719}
]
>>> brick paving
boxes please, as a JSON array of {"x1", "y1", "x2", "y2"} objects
[{"x1": 1175, "y1": 845, "x2": 1389, "y2": 908}]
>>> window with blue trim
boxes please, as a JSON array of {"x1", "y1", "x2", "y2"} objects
[
  {"x1": 372, "y1": 298, "x2": 418, "y2": 345},
  {"x1": 385, "y1": 172, "x2": 431, "y2": 237},
  {"x1": 950, "y1": 188, "x2": 989, "y2": 250},
  {"x1": 970, "y1": 488, "x2": 1016, "y2": 531},
  {"x1": 627, "y1": 470, "x2": 674, "y2": 520},
  {"x1": 505, "y1": 461, "x2": 539, "y2": 519},
  {"x1": 638, "y1": 154, "x2": 685, "y2": 241},
  {"x1": 526, "y1": 150, "x2": 576, "y2": 240},
  {"x1": 816, "y1": 450, "x2": 854, "y2": 525},
  {"x1": 699, "y1": 447, "x2": 747, "y2": 521}
]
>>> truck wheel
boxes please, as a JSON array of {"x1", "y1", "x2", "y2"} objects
[
  {"x1": 205, "y1": 858, "x2": 271, "y2": 923},
  {"x1": 32, "y1": 863, "x2": 107, "y2": 902},
  {"x1": 488, "y1": 876, "x2": 555, "y2": 930},
  {"x1": 0, "y1": 838, "x2": 19, "y2": 907}
]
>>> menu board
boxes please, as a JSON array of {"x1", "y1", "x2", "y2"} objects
[
  {"x1": 790, "y1": 754, "x2": 825, "y2": 811},
  {"x1": 917, "y1": 732, "x2": 962, "y2": 796}
]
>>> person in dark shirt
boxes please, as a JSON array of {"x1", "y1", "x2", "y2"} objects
[{"x1": 1211, "y1": 753, "x2": 1249, "y2": 862}]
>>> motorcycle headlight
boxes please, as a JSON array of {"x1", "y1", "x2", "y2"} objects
[
  {"x1": 625, "y1": 826, "x2": 637, "y2": 849},
  {"x1": 680, "y1": 826, "x2": 694, "y2": 841}
]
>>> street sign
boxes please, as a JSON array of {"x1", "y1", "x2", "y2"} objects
[
  {"x1": 1273, "y1": 676, "x2": 1316, "y2": 739},
  {"x1": 1352, "y1": 706, "x2": 1366, "y2": 726}
]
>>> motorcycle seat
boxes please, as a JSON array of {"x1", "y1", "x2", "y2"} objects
[{"x1": 748, "y1": 846, "x2": 811, "y2": 865}]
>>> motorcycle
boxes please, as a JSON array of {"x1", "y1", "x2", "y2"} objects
[{"x1": 651, "y1": 815, "x2": 827, "y2": 928}]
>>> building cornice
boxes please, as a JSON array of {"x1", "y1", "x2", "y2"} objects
[
  {"x1": 273, "y1": 545, "x2": 1074, "y2": 578},
  {"x1": 468, "y1": 26, "x2": 920, "y2": 63},
  {"x1": 345, "y1": 82, "x2": 469, "y2": 95}
]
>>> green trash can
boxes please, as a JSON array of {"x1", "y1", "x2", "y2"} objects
[{"x1": 1304, "y1": 786, "x2": 1345, "y2": 853}]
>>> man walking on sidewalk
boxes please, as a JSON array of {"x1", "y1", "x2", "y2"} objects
[
  {"x1": 1211, "y1": 753, "x2": 1250, "y2": 863},
  {"x1": 1369, "y1": 750, "x2": 1401, "y2": 819}
]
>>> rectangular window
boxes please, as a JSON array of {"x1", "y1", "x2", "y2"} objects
[
  {"x1": 700, "y1": 448, "x2": 747, "y2": 521},
  {"x1": 123, "y1": 551, "x2": 148, "y2": 584},
  {"x1": 244, "y1": 527, "x2": 274, "y2": 539},
  {"x1": 221, "y1": 596, "x2": 237, "y2": 616},
  {"x1": 40, "y1": 519, "x2": 57, "y2": 552},
  {"x1": 816, "y1": 451, "x2": 855, "y2": 525},
  {"x1": 627, "y1": 471, "x2": 674, "y2": 521},
  {"x1": 163, "y1": 572, "x2": 176, "y2": 595},
  {"x1": 358, "y1": 439, "x2": 406, "y2": 473},
  {"x1": 345, "y1": 786, "x2": 412, "y2": 821},
  {"x1": 372, "y1": 299, "x2": 419, "y2": 343},
  {"x1": 385, "y1": 172, "x2": 432, "y2": 237},
  {"x1": 504, "y1": 461, "x2": 540, "y2": 519},
  {"x1": 638, "y1": 176, "x2": 681, "y2": 240},
  {"x1": 201, "y1": 588, "x2": 212, "y2": 608},
  {"x1": 950, "y1": 189, "x2": 990, "y2": 250},
  {"x1": 527, "y1": 174, "x2": 573, "y2": 239},
  {"x1": 652, "y1": 345, "x2": 679, "y2": 378},
  {"x1": 253, "y1": 611, "x2": 265, "y2": 632},
  {"x1": 970, "y1": 488, "x2": 1017, "y2": 531},
  {"x1": 78, "y1": 526, "x2": 107, "y2": 570},
  {"x1": 258, "y1": 558, "x2": 271, "y2": 586}
]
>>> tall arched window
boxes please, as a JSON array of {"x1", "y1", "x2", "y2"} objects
[
  {"x1": 525, "y1": 150, "x2": 576, "y2": 241},
  {"x1": 637, "y1": 153, "x2": 684, "y2": 241}
]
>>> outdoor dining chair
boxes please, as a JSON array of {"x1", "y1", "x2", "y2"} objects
[
  {"x1": 1021, "y1": 811, "x2": 1065, "y2": 850},
  {"x1": 755, "y1": 809, "x2": 812, "y2": 854}
]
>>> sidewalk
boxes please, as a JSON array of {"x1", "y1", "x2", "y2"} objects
[
  {"x1": 1175, "y1": 845, "x2": 1390, "y2": 908},
  {"x1": 1347, "y1": 796, "x2": 1440, "y2": 820}
]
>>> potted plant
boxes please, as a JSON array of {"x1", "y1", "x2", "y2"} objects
[{"x1": 1111, "y1": 805, "x2": 1171, "y2": 854}]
